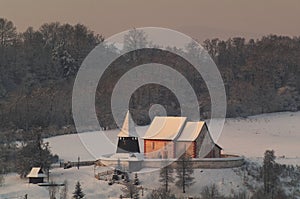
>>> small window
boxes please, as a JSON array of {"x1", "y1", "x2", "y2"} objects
[{"x1": 152, "y1": 142, "x2": 155, "y2": 149}]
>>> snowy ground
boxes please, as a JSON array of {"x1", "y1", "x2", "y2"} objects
[
  {"x1": 1, "y1": 166, "x2": 244, "y2": 199},
  {"x1": 1, "y1": 111, "x2": 299, "y2": 198},
  {"x1": 46, "y1": 111, "x2": 300, "y2": 165}
]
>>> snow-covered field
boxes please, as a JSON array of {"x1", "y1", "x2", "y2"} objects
[
  {"x1": 1, "y1": 111, "x2": 300, "y2": 198},
  {"x1": 46, "y1": 111, "x2": 300, "y2": 165}
]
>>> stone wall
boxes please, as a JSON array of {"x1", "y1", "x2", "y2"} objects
[{"x1": 96, "y1": 155, "x2": 244, "y2": 171}]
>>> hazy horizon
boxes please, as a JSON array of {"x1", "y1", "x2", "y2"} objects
[{"x1": 1, "y1": 0, "x2": 300, "y2": 41}]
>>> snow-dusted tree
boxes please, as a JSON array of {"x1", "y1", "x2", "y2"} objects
[
  {"x1": 0, "y1": 18, "x2": 17, "y2": 47},
  {"x1": 175, "y1": 153, "x2": 195, "y2": 193},
  {"x1": 72, "y1": 181, "x2": 85, "y2": 199},
  {"x1": 121, "y1": 182, "x2": 139, "y2": 199},
  {"x1": 52, "y1": 42, "x2": 76, "y2": 78},
  {"x1": 159, "y1": 161, "x2": 174, "y2": 193},
  {"x1": 16, "y1": 128, "x2": 57, "y2": 178}
]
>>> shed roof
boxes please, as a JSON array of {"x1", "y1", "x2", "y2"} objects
[
  {"x1": 177, "y1": 121, "x2": 205, "y2": 141},
  {"x1": 26, "y1": 167, "x2": 47, "y2": 178},
  {"x1": 142, "y1": 116, "x2": 187, "y2": 140}
]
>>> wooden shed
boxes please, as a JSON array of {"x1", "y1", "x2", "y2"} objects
[{"x1": 26, "y1": 167, "x2": 47, "y2": 184}]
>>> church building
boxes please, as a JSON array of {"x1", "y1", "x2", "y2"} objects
[{"x1": 142, "y1": 116, "x2": 222, "y2": 159}]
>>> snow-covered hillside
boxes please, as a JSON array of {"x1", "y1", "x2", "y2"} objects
[{"x1": 1, "y1": 111, "x2": 299, "y2": 198}]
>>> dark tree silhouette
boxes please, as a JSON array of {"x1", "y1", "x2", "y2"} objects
[
  {"x1": 73, "y1": 181, "x2": 85, "y2": 199},
  {"x1": 263, "y1": 150, "x2": 278, "y2": 195},
  {"x1": 16, "y1": 128, "x2": 57, "y2": 178}
]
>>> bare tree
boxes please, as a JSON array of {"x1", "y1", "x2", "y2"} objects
[
  {"x1": 0, "y1": 18, "x2": 17, "y2": 47},
  {"x1": 146, "y1": 188, "x2": 176, "y2": 199},
  {"x1": 200, "y1": 184, "x2": 220, "y2": 199},
  {"x1": 48, "y1": 181, "x2": 58, "y2": 199},
  {"x1": 123, "y1": 28, "x2": 148, "y2": 52},
  {"x1": 159, "y1": 160, "x2": 174, "y2": 193},
  {"x1": 123, "y1": 28, "x2": 148, "y2": 61},
  {"x1": 60, "y1": 180, "x2": 68, "y2": 199},
  {"x1": 175, "y1": 153, "x2": 194, "y2": 193}
]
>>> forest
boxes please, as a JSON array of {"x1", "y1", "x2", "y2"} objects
[{"x1": 0, "y1": 18, "x2": 299, "y2": 137}]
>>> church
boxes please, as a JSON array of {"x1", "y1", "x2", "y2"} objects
[{"x1": 116, "y1": 111, "x2": 222, "y2": 159}]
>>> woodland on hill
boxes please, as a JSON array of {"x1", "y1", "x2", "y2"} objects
[{"x1": 0, "y1": 18, "x2": 299, "y2": 137}]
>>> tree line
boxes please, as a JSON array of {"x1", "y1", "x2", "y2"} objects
[{"x1": 0, "y1": 18, "x2": 299, "y2": 135}]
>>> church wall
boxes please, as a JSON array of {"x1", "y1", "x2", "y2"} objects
[{"x1": 144, "y1": 139, "x2": 174, "y2": 159}]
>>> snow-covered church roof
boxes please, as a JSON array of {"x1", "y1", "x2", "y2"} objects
[
  {"x1": 142, "y1": 116, "x2": 187, "y2": 140},
  {"x1": 117, "y1": 111, "x2": 138, "y2": 137},
  {"x1": 177, "y1": 121, "x2": 205, "y2": 141}
]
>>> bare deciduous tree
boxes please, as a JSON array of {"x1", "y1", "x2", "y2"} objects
[{"x1": 175, "y1": 153, "x2": 195, "y2": 193}]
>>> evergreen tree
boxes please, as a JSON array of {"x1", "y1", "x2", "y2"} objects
[
  {"x1": 263, "y1": 150, "x2": 278, "y2": 195},
  {"x1": 16, "y1": 128, "x2": 57, "y2": 178},
  {"x1": 175, "y1": 153, "x2": 195, "y2": 193},
  {"x1": 73, "y1": 181, "x2": 85, "y2": 199}
]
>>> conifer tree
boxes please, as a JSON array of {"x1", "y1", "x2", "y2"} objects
[
  {"x1": 263, "y1": 150, "x2": 278, "y2": 194},
  {"x1": 73, "y1": 181, "x2": 85, "y2": 199}
]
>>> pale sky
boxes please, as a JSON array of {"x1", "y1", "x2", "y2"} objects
[{"x1": 1, "y1": 0, "x2": 300, "y2": 41}]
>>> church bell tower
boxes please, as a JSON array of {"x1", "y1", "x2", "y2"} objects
[{"x1": 116, "y1": 111, "x2": 140, "y2": 153}]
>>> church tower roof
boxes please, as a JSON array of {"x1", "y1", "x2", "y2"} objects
[{"x1": 117, "y1": 111, "x2": 138, "y2": 137}]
